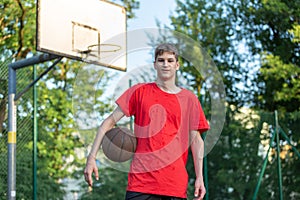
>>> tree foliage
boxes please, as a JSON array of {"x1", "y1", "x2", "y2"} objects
[
  {"x1": 170, "y1": 0, "x2": 300, "y2": 199},
  {"x1": 243, "y1": 0, "x2": 300, "y2": 112},
  {"x1": 0, "y1": 0, "x2": 139, "y2": 199},
  {"x1": 1, "y1": 0, "x2": 299, "y2": 199}
]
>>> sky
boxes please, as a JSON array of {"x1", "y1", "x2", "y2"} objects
[
  {"x1": 127, "y1": 0, "x2": 176, "y2": 30},
  {"x1": 125, "y1": 0, "x2": 177, "y2": 71}
]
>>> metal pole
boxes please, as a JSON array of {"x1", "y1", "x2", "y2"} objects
[
  {"x1": 7, "y1": 53, "x2": 62, "y2": 200},
  {"x1": 275, "y1": 110, "x2": 283, "y2": 200},
  {"x1": 279, "y1": 128, "x2": 300, "y2": 159},
  {"x1": 15, "y1": 57, "x2": 62, "y2": 101},
  {"x1": 33, "y1": 65, "x2": 38, "y2": 200},
  {"x1": 199, "y1": 95, "x2": 208, "y2": 200},
  {"x1": 10, "y1": 54, "x2": 60, "y2": 70},
  {"x1": 202, "y1": 132, "x2": 209, "y2": 200},
  {"x1": 252, "y1": 129, "x2": 276, "y2": 200},
  {"x1": 8, "y1": 65, "x2": 17, "y2": 200}
]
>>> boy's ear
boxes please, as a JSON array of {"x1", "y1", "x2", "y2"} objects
[
  {"x1": 153, "y1": 62, "x2": 158, "y2": 70},
  {"x1": 176, "y1": 61, "x2": 180, "y2": 70}
]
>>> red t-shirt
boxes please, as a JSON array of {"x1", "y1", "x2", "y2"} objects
[{"x1": 116, "y1": 82, "x2": 209, "y2": 198}]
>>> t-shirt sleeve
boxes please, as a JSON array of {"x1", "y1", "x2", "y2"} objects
[
  {"x1": 115, "y1": 84, "x2": 142, "y2": 117},
  {"x1": 189, "y1": 95, "x2": 210, "y2": 133}
]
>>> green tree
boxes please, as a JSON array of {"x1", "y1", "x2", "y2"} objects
[
  {"x1": 245, "y1": 0, "x2": 300, "y2": 112},
  {"x1": 0, "y1": 0, "x2": 140, "y2": 199},
  {"x1": 170, "y1": 0, "x2": 253, "y2": 108},
  {"x1": 169, "y1": 0, "x2": 300, "y2": 199},
  {"x1": 242, "y1": 1, "x2": 300, "y2": 198},
  {"x1": 256, "y1": 54, "x2": 300, "y2": 112}
]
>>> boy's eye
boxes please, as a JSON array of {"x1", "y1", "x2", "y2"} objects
[{"x1": 157, "y1": 59, "x2": 175, "y2": 62}]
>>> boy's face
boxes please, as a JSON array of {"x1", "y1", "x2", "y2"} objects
[{"x1": 154, "y1": 51, "x2": 179, "y2": 81}]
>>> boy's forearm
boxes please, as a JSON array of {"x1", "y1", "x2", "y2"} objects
[
  {"x1": 89, "y1": 108, "x2": 123, "y2": 157},
  {"x1": 89, "y1": 121, "x2": 113, "y2": 157},
  {"x1": 190, "y1": 131, "x2": 204, "y2": 179}
]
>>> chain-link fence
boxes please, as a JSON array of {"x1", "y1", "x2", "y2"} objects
[
  {"x1": 253, "y1": 111, "x2": 300, "y2": 199},
  {"x1": 205, "y1": 108, "x2": 300, "y2": 200},
  {"x1": 0, "y1": 61, "x2": 9, "y2": 198},
  {"x1": 0, "y1": 60, "x2": 299, "y2": 199},
  {"x1": 0, "y1": 61, "x2": 34, "y2": 199}
]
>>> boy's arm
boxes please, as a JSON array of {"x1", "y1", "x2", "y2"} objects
[
  {"x1": 84, "y1": 106, "x2": 125, "y2": 186},
  {"x1": 190, "y1": 130, "x2": 206, "y2": 199}
]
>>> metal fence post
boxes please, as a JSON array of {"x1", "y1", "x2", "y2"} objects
[
  {"x1": 7, "y1": 54, "x2": 61, "y2": 200},
  {"x1": 8, "y1": 65, "x2": 17, "y2": 200},
  {"x1": 275, "y1": 110, "x2": 283, "y2": 200},
  {"x1": 33, "y1": 65, "x2": 38, "y2": 200}
]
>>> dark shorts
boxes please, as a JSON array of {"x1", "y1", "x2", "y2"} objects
[{"x1": 125, "y1": 191, "x2": 187, "y2": 200}]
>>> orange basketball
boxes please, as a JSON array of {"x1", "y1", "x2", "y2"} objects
[{"x1": 102, "y1": 127, "x2": 137, "y2": 162}]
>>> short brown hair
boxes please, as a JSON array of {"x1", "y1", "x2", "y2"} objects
[{"x1": 154, "y1": 43, "x2": 179, "y2": 61}]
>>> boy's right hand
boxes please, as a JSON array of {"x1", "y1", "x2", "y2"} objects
[{"x1": 83, "y1": 155, "x2": 99, "y2": 187}]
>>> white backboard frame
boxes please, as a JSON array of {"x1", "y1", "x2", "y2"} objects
[{"x1": 37, "y1": 0, "x2": 127, "y2": 71}]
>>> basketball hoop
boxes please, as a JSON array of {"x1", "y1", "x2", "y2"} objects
[
  {"x1": 37, "y1": 0, "x2": 127, "y2": 71},
  {"x1": 80, "y1": 43, "x2": 123, "y2": 64},
  {"x1": 79, "y1": 43, "x2": 122, "y2": 60},
  {"x1": 88, "y1": 44, "x2": 121, "y2": 53}
]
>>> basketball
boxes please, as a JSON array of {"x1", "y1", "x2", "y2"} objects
[{"x1": 102, "y1": 127, "x2": 137, "y2": 162}]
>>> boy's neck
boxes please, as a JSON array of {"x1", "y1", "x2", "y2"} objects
[{"x1": 155, "y1": 80, "x2": 180, "y2": 94}]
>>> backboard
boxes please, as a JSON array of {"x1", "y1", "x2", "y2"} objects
[{"x1": 37, "y1": 0, "x2": 127, "y2": 71}]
